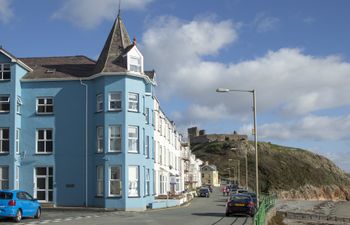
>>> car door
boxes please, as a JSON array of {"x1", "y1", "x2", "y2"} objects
[
  {"x1": 16, "y1": 192, "x2": 30, "y2": 216},
  {"x1": 23, "y1": 192, "x2": 36, "y2": 216}
]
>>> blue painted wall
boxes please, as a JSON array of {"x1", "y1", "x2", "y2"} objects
[{"x1": 0, "y1": 51, "x2": 155, "y2": 210}]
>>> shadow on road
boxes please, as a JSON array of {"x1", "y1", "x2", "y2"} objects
[{"x1": 192, "y1": 212, "x2": 224, "y2": 217}]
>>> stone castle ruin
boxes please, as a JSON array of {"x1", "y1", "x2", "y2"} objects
[{"x1": 188, "y1": 127, "x2": 248, "y2": 145}]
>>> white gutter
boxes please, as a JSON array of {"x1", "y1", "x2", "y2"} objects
[{"x1": 80, "y1": 79, "x2": 88, "y2": 207}]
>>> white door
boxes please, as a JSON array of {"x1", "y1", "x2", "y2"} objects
[{"x1": 35, "y1": 167, "x2": 53, "y2": 202}]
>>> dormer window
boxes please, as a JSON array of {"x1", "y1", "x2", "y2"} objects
[
  {"x1": 129, "y1": 57, "x2": 141, "y2": 73},
  {"x1": 0, "y1": 64, "x2": 10, "y2": 81}
]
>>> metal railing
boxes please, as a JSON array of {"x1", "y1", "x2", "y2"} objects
[{"x1": 254, "y1": 194, "x2": 276, "y2": 225}]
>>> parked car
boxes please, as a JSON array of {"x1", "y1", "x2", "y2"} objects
[
  {"x1": 237, "y1": 188, "x2": 248, "y2": 194},
  {"x1": 0, "y1": 190, "x2": 41, "y2": 222},
  {"x1": 226, "y1": 194, "x2": 256, "y2": 217},
  {"x1": 244, "y1": 192, "x2": 257, "y2": 206},
  {"x1": 198, "y1": 188, "x2": 210, "y2": 197},
  {"x1": 202, "y1": 185, "x2": 213, "y2": 193}
]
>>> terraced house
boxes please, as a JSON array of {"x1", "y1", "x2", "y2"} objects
[{"x1": 0, "y1": 14, "x2": 171, "y2": 211}]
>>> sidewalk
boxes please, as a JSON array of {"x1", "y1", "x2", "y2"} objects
[{"x1": 333, "y1": 201, "x2": 350, "y2": 218}]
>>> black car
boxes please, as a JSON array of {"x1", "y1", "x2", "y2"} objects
[
  {"x1": 198, "y1": 188, "x2": 210, "y2": 197},
  {"x1": 244, "y1": 192, "x2": 257, "y2": 206},
  {"x1": 226, "y1": 194, "x2": 256, "y2": 217}
]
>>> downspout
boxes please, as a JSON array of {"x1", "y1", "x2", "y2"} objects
[{"x1": 80, "y1": 79, "x2": 88, "y2": 207}]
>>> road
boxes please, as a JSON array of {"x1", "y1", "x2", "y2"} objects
[{"x1": 0, "y1": 189, "x2": 253, "y2": 225}]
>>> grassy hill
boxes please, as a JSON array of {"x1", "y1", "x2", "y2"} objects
[{"x1": 191, "y1": 140, "x2": 350, "y2": 199}]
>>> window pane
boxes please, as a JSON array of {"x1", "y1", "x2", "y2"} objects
[
  {"x1": 37, "y1": 141, "x2": 45, "y2": 152},
  {"x1": 110, "y1": 181, "x2": 121, "y2": 195},
  {"x1": 46, "y1": 141, "x2": 53, "y2": 152},
  {"x1": 37, "y1": 178, "x2": 46, "y2": 189},
  {"x1": 37, "y1": 191, "x2": 45, "y2": 201},
  {"x1": 46, "y1": 99, "x2": 53, "y2": 104},
  {"x1": 2, "y1": 129, "x2": 9, "y2": 139},
  {"x1": 111, "y1": 167, "x2": 120, "y2": 179},
  {"x1": 36, "y1": 167, "x2": 47, "y2": 175},
  {"x1": 46, "y1": 130, "x2": 52, "y2": 139},
  {"x1": 46, "y1": 106, "x2": 53, "y2": 113},
  {"x1": 38, "y1": 130, "x2": 44, "y2": 139},
  {"x1": 49, "y1": 177, "x2": 53, "y2": 189}
]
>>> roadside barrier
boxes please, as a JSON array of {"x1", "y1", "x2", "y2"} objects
[{"x1": 254, "y1": 194, "x2": 276, "y2": 225}]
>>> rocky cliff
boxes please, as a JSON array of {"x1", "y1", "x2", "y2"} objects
[{"x1": 191, "y1": 141, "x2": 350, "y2": 200}]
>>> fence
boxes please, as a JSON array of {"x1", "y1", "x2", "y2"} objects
[{"x1": 254, "y1": 194, "x2": 276, "y2": 225}]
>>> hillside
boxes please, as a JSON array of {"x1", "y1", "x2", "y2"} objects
[{"x1": 191, "y1": 141, "x2": 350, "y2": 200}]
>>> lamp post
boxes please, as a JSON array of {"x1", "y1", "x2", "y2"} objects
[{"x1": 216, "y1": 88, "x2": 259, "y2": 207}]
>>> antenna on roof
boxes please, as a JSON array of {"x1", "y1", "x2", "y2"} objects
[{"x1": 118, "y1": 0, "x2": 121, "y2": 17}]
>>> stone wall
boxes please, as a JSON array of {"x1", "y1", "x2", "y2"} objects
[{"x1": 188, "y1": 127, "x2": 248, "y2": 145}]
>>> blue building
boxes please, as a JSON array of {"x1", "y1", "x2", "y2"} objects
[{"x1": 0, "y1": 15, "x2": 156, "y2": 211}]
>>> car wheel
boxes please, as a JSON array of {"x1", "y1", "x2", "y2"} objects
[
  {"x1": 225, "y1": 211, "x2": 230, "y2": 217},
  {"x1": 34, "y1": 207, "x2": 41, "y2": 219},
  {"x1": 14, "y1": 210, "x2": 22, "y2": 223}
]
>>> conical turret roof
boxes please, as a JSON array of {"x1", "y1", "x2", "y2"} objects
[{"x1": 94, "y1": 15, "x2": 134, "y2": 73}]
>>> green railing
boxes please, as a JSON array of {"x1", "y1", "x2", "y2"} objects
[{"x1": 254, "y1": 194, "x2": 276, "y2": 225}]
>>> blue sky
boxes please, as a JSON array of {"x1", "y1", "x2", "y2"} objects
[{"x1": 1, "y1": 0, "x2": 350, "y2": 172}]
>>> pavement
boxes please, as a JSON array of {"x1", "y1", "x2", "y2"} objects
[{"x1": 0, "y1": 188, "x2": 253, "y2": 225}]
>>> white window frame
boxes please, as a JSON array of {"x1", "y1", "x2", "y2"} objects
[
  {"x1": 34, "y1": 167, "x2": 53, "y2": 202},
  {"x1": 0, "y1": 64, "x2": 10, "y2": 81},
  {"x1": 36, "y1": 97, "x2": 54, "y2": 114},
  {"x1": 129, "y1": 56, "x2": 141, "y2": 73},
  {"x1": 0, "y1": 166, "x2": 9, "y2": 190},
  {"x1": 145, "y1": 135, "x2": 149, "y2": 158},
  {"x1": 109, "y1": 166, "x2": 122, "y2": 197},
  {"x1": 96, "y1": 166, "x2": 103, "y2": 197},
  {"x1": 128, "y1": 93, "x2": 139, "y2": 112},
  {"x1": 0, "y1": 95, "x2": 10, "y2": 113},
  {"x1": 96, "y1": 94, "x2": 103, "y2": 112},
  {"x1": 145, "y1": 107, "x2": 149, "y2": 124},
  {"x1": 145, "y1": 168, "x2": 150, "y2": 196},
  {"x1": 109, "y1": 125, "x2": 121, "y2": 152},
  {"x1": 128, "y1": 166, "x2": 139, "y2": 197},
  {"x1": 15, "y1": 128, "x2": 20, "y2": 154},
  {"x1": 0, "y1": 128, "x2": 9, "y2": 153},
  {"x1": 109, "y1": 92, "x2": 122, "y2": 111},
  {"x1": 36, "y1": 129, "x2": 53, "y2": 154},
  {"x1": 97, "y1": 126, "x2": 104, "y2": 153},
  {"x1": 128, "y1": 126, "x2": 139, "y2": 153}
]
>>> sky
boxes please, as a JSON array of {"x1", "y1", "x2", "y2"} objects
[{"x1": 1, "y1": 0, "x2": 350, "y2": 172}]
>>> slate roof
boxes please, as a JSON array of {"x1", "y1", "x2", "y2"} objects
[
  {"x1": 94, "y1": 15, "x2": 134, "y2": 74},
  {"x1": 20, "y1": 56, "x2": 96, "y2": 80},
  {"x1": 12, "y1": 15, "x2": 156, "y2": 82}
]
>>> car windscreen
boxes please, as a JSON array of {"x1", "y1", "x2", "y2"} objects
[
  {"x1": 0, "y1": 192, "x2": 13, "y2": 199},
  {"x1": 200, "y1": 188, "x2": 209, "y2": 192}
]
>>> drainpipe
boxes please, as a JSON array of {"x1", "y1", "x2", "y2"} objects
[{"x1": 80, "y1": 79, "x2": 88, "y2": 207}]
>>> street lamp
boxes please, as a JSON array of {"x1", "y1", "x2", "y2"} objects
[{"x1": 216, "y1": 88, "x2": 259, "y2": 207}]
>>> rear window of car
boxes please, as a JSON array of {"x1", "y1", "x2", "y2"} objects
[
  {"x1": 0, "y1": 192, "x2": 13, "y2": 199},
  {"x1": 200, "y1": 188, "x2": 209, "y2": 192},
  {"x1": 230, "y1": 195, "x2": 251, "y2": 201}
]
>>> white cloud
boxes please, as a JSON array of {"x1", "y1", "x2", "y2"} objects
[
  {"x1": 53, "y1": 0, "x2": 153, "y2": 29},
  {"x1": 258, "y1": 114, "x2": 350, "y2": 141},
  {"x1": 0, "y1": 0, "x2": 14, "y2": 24},
  {"x1": 253, "y1": 13, "x2": 280, "y2": 32},
  {"x1": 141, "y1": 16, "x2": 350, "y2": 139}
]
